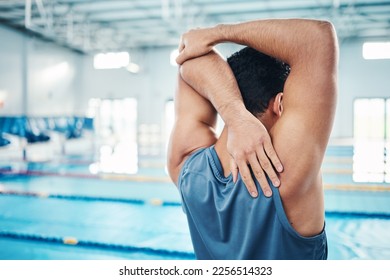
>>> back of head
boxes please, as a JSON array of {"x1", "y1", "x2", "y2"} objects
[{"x1": 227, "y1": 47, "x2": 290, "y2": 117}]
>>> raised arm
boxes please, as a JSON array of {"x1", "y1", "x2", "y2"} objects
[
  {"x1": 167, "y1": 71, "x2": 218, "y2": 185},
  {"x1": 176, "y1": 19, "x2": 338, "y2": 235}
]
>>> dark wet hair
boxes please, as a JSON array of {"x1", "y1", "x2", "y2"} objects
[{"x1": 227, "y1": 47, "x2": 290, "y2": 117}]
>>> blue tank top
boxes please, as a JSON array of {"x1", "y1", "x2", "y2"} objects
[{"x1": 178, "y1": 146, "x2": 327, "y2": 260}]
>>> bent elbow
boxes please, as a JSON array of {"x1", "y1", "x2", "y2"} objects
[
  {"x1": 179, "y1": 50, "x2": 222, "y2": 84},
  {"x1": 316, "y1": 21, "x2": 339, "y2": 62}
]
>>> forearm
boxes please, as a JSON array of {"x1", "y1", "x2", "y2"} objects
[
  {"x1": 211, "y1": 19, "x2": 336, "y2": 68},
  {"x1": 180, "y1": 50, "x2": 250, "y2": 126}
]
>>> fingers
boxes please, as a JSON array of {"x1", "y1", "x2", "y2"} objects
[
  {"x1": 176, "y1": 37, "x2": 186, "y2": 65},
  {"x1": 232, "y1": 144, "x2": 282, "y2": 198},
  {"x1": 263, "y1": 138, "x2": 283, "y2": 173},
  {"x1": 248, "y1": 154, "x2": 272, "y2": 197},
  {"x1": 236, "y1": 158, "x2": 258, "y2": 198},
  {"x1": 256, "y1": 145, "x2": 280, "y2": 188},
  {"x1": 176, "y1": 49, "x2": 186, "y2": 65}
]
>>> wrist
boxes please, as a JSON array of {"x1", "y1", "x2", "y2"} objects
[
  {"x1": 220, "y1": 102, "x2": 251, "y2": 127},
  {"x1": 213, "y1": 23, "x2": 230, "y2": 44},
  {"x1": 215, "y1": 22, "x2": 239, "y2": 44}
]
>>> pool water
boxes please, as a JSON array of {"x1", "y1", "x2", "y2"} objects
[
  {"x1": 0, "y1": 157, "x2": 389, "y2": 260},
  {"x1": 326, "y1": 213, "x2": 390, "y2": 259}
]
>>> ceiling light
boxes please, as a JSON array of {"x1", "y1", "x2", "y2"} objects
[
  {"x1": 94, "y1": 52, "x2": 130, "y2": 69},
  {"x1": 126, "y1": 63, "x2": 140, "y2": 74},
  {"x1": 363, "y1": 42, "x2": 390, "y2": 60}
]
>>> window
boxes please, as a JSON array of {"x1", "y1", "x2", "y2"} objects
[
  {"x1": 87, "y1": 98, "x2": 138, "y2": 174},
  {"x1": 353, "y1": 98, "x2": 389, "y2": 183},
  {"x1": 386, "y1": 99, "x2": 390, "y2": 182},
  {"x1": 164, "y1": 100, "x2": 175, "y2": 151},
  {"x1": 93, "y1": 52, "x2": 130, "y2": 69}
]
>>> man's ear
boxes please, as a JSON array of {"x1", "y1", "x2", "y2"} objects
[{"x1": 273, "y1": 92, "x2": 283, "y2": 116}]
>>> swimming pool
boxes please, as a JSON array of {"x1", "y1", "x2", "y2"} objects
[{"x1": 0, "y1": 154, "x2": 389, "y2": 260}]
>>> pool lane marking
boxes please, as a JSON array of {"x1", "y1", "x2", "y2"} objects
[
  {"x1": 1, "y1": 170, "x2": 172, "y2": 183},
  {"x1": 99, "y1": 173, "x2": 172, "y2": 182},
  {"x1": 324, "y1": 184, "x2": 390, "y2": 192},
  {"x1": 0, "y1": 185, "x2": 389, "y2": 209},
  {"x1": 0, "y1": 189, "x2": 181, "y2": 206},
  {"x1": 1, "y1": 190, "x2": 389, "y2": 219},
  {"x1": 2, "y1": 171, "x2": 389, "y2": 191},
  {"x1": 0, "y1": 230, "x2": 195, "y2": 259},
  {"x1": 5, "y1": 169, "x2": 385, "y2": 183}
]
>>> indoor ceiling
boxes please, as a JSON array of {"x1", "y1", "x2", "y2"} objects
[{"x1": 0, "y1": 0, "x2": 389, "y2": 54}]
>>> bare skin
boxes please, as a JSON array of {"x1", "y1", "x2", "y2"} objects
[{"x1": 168, "y1": 19, "x2": 338, "y2": 237}]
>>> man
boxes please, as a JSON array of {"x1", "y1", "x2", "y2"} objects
[{"x1": 167, "y1": 19, "x2": 338, "y2": 259}]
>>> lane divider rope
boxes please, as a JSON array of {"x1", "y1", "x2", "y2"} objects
[
  {"x1": 0, "y1": 190, "x2": 181, "y2": 207},
  {"x1": 0, "y1": 170, "x2": 173, "y2": 183},
  {"x1": 0, "y1": 230, "x2": 195, "y2": 259},
  {"x1": 1, "y1": 190, "x2": 389, "y2": 218}
]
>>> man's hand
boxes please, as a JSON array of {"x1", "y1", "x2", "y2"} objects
[
  {"x1": 176, "y1": 27, "x2": 219, "y2": 65},
  {"x1": 228, "y1": 110, "x2": 283, "y2": 198}
]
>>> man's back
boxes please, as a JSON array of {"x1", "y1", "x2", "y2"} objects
[
  {"x1": 168, "y1": 18, "x2": 338, "y2": 260},
  {"x1": 179, "y1": 146, "x2": 327, "y2": 260}
]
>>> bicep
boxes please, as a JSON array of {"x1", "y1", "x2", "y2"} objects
[{"x1": 167, "y1": 73, "x2": 218, "y2": 184}]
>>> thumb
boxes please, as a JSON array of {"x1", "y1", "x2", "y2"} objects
[{"x1": 176, "y1": 49, "x2": 187, "y2": 65}]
